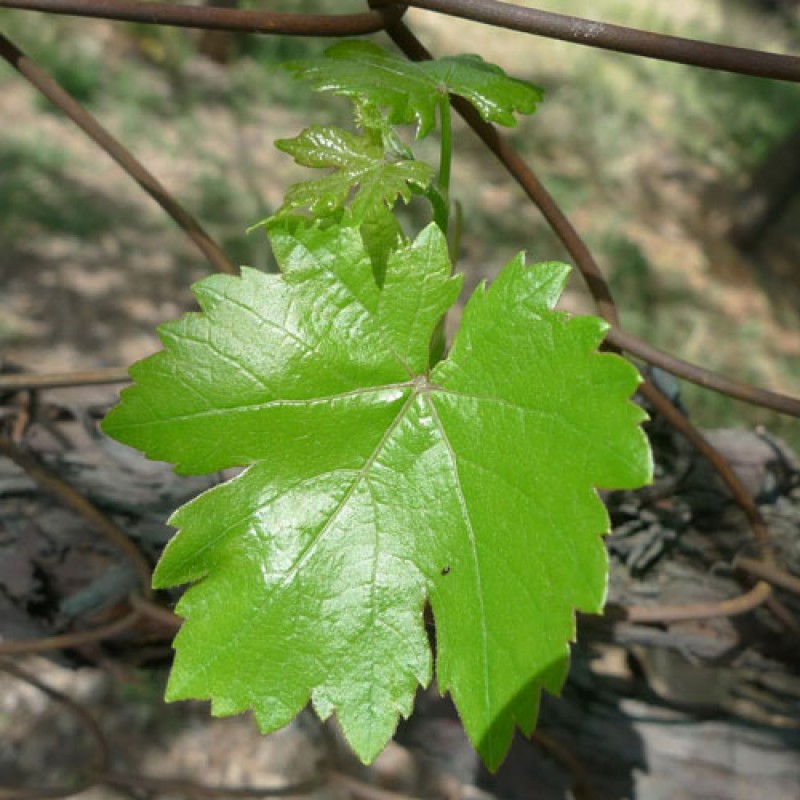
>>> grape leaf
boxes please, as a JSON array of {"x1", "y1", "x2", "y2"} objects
[
  {"x1": 274, "y1": 126, "x2": 434, "y2": 221},
  {"x1": 102, "y1": 220, "x2": 651, "y2": 769},
  {"x1": 284, "y1": 40, "x2": 543, "y2": 138}
]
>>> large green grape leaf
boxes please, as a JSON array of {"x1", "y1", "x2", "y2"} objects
[
  {"x1": 102, "y1": 220, "x2": 651, "y2": 770},
  {"x1": 284, "y1": 40, "x2": 543, "y2": 138},
  {"x1": 274, "y1": 126, "x2": 434, "y2": 221}
]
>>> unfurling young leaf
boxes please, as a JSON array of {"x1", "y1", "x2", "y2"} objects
[
  {"x1": 284, "y1": 40, "x2": 543, "y2": 138},
  {"x1": 103, "y1": 219, "x2": 652, "y2": 769},
  {"x1": 274, "y1": 125, "x2": 434, "y2": 221}
]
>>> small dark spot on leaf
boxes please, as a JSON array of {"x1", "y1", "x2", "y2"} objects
[{"x1": 441, "y1": 566, "x2": 451, "y2": 575}]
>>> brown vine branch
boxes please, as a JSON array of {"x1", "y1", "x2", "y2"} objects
[
  {"x1": 736, "y1": 556, "x2": 800, "y2": 597},
  {"x1": 0, "y1": 367, "x2": 131, "y2": 392},
  {"x1": 637, "y1": 379, "x2": 773, "y2": 552},
  {"x1": 0, "y1": 610, "x2": 140, "y2": 656},
  {"x1": 128, "y1": 592, "x2": 182, "y2": 630},
  {"x1": 0, "y1": 0, "x2": 403, "y2": 35},
  {"x1": 634, "y1": 378, "x2": 798, "y2": 630},
  {"x1": 0, "y1": 437, "x2": 153, "y2": 595},
  {"x1": 764, "y1": 595, "x2": 800, "y2": 634},
  {"x1": 10, "y1": 0, "x2": 797, "y2": 84},
  {"x1": 0, "y1": 596, "x2": 180, "y2": 658},
  {"x1": 606, "y1": 328, "x2": 800, "y2": 418},
  {"x1": 394, "y1": 0, "x2": 800, "y2": 82},
  {"x1": 578, "y1": 615, "x2": 743, "y2": 659},
  {"x1": 0, "y1": 32, "x2": 237, "y2": 276},
  {"x1": 624, "y1": 580, "x2": 772, "y2": 624}
]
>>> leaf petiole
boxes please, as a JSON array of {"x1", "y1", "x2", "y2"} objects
[
  {"x1": 436, "y1": 91, "x2": 453, "y2": 234},
  {"x1": 425, "y1": 184, "x2": 450, "y2": 240}
]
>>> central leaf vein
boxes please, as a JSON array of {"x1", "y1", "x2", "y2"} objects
[{"x1": 117, "y1": 382, "x2": 415, "y2": 426}]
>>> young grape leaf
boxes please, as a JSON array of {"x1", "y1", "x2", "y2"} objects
[
  {"x1": 274, "y1": 125, "x2": 434, "y2": 221},
  {"x1": 102, "y1": 220, "x2": 651, "y2": 770},
  {"x1": 284, "y1": 40, "x2": 543, "y2": 138}
]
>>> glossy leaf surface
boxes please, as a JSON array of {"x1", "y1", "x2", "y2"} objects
[
  {"x1": 284, "y1": 41, "x2": 543, "y2": 137},
  {"x1": 275, "y1": 126, "x2": 433, "y2": 221},
  {"x1": 103, "y1": 221, "x2": 651, "y2": 769}
]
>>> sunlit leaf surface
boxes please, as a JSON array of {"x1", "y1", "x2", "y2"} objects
[{"x1": 103, "y1": 220, "x2": 651, "y2": 769}]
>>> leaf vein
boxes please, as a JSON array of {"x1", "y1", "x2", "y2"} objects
[
  {"x1": 200, "y1": 285, "x2": 351, "y2": 384},
  {"x1": 167, "y1": 330, "x2": 274, "y2": 393},
  {"x1": 114, "y1": 383, "x2": 414, "y2": 428}
]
